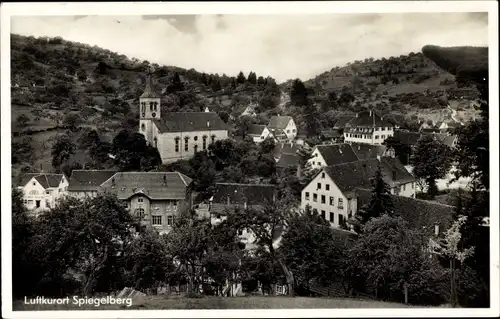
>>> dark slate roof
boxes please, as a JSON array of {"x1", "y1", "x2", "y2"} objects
[
  {"x1": 211, "y1": 183, "x2": 276, "y2": 206},
  {"x1": 100, "y1": 172, "x2": 192, "y2": 200},
  {"x1": 346, "y1": 110, "x2": 393, "y2": 127},
  {"x1": 273, "y1": 142, "x2": 299, "y2": 158},
  {"x1": 277, "y1": 153, "x2": 300, "y2": 168},
  {"x1": 322, "y1": 157, "x2": 414, "y2": 198},
  {"x1": 350, "y1": 143, "x2": 387, "y2": 160},
  {"x1": 19, "y1": 173, "x2": 65, "y2": 189},
  {"x1": 140, "y1": 75, "x2": 160, "y2": 98},
  {"x1": 355, "y1": 188, "x2": 455, "y2": 236},
  {"x1": 333, "y1": 115, "x2": 356, "y2": 129},
  {"x1": 153, "y1": 112, "x2": 228, "y2": 133},
  {"x1": 248, "y1": 124, "x2": 266, "y2": 136},
  {"x1": 67, "y1": 170, "x2": 118, "y2": 192},
  {"x1": 268, "y1": 116, "x2": 293, "y2": 130},
  {"x1": 394, "y1": 130, "x2": 457, "y2": 147},
  {"x1": 315, "y1": 144, "x2": 359, "y2": 166},
  {"x1": 321, "y1": 130, "x2": 342, "y2": 138}
]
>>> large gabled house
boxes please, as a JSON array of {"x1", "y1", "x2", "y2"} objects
[
  {"x1": 301, "y1": 157, "x2": 415, "y2": 228},
  {"x1": 343, "y1": 110, "x2": 394, "y2": 145},
  {"x1": 267, "y1": 116, "x2": 297, "y2": 142},
  {"x1": 18, "y1": 173, "x2": 69, "y2": 212},
  {"x1": 68, "y1": 170, "x2": 193, "y2": 234}
]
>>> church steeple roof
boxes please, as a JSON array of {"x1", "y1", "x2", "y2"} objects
[{"x1": 140, "y1": 74, "x2": 160, "y2": 98}]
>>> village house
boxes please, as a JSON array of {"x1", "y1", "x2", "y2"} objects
[
  {"x1": 68, "y1": 170, "x2": 193, "y2": 234},
  {"x1": 18, "y1": 173, "x2": 69, "y2": 213},
  {"x1": 230, "y1": 103, "x2": 257, "y2": 120},
  {"x1": 267, "y1": 116, "x2": 297, "y2": 142},
  {"x1": 248, "y1": 124, "x2": 274, "y2": 143},
  {"x1": 343, "y1": 110, "x2": 394, "y2": 145},
  {"x1": 138, "y1": 76, "x2": 229, "y2": 163},
  {"x1": 301, "y1": 157, "x2": 415, "y2": 229},
  {"x1": 308, "y1": 143, "x2": 360, "y2": 169},
  {"x1": 208, "y1": 183, "x2": 278, "y2": 250},
  {"x1": 320, "y1": 130, "x2": 343, "y2": 144}
]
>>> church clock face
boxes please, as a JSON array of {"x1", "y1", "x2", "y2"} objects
[{"x1": 152, "y1": 112, "x2": 156, "y2": 118}]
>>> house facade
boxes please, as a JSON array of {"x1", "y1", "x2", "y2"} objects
[
  {"x1": 301, "y1": 157, "x2": 416, "y2": 229},
  {"x1": 18, "y1": 173, "x2": 69, "y2": 213},
  {"x1": 343, "y1": 110, "x2": 394, "y2": 145},
  {"x1": 68, "y1": 170, "x2": 193, "y2": 234},
  {"x1": 248, "y1": 124, "x2": 274, "y2": 143},
  {"x1": 267, "y1": 116, "x2": 297, "y2": 142},
  {"x1": 138, "y1": 76, "x2": 229, "y2": 163}
]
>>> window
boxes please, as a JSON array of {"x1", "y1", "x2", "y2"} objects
[
  {"x1": 154, "y1": 137, "x2": 158, "y2": 148},
  {"x1": 305, "y1": 192, "x2": 310, "y2": 200},
  {"x1": 141, "y1": 123, "x2": 145, "y2": 131},
  {"x1": 141, "y1": 102, "x2": 145, "y2": 113},
  {"x1": 321, "y1": 195, "x2": 326, "y2": 204},
  {"x1": 184, "y1": 137, "x2": 189, "y2": 152},
  {"x1": 321, "y1": 210, "x2": 326, "y2": 219},
  {"x1": 29, "y1": 190, "x2": 38, "y2": 195},
  {"x1": 194, "y1": 136, "x2": 198, "y2": 141},
  {"x1": 292, "y1": 129, "x2": 296, "y2": 133},
  {"x1": 261, "y1": 136, "x2": 264, "y2": 139},
  {"x1": 149, "y1": 102, "x2": 154, "y2": 111},
  {"x1": 321, "y1": 172, "x2": 325, "y2": 178},
  {"x1": 194, "y1": 145, "x2": 198, "y2": 153},
  {"x1": 330, "y1": 196, "x2": 335, "y2": 206},
  {"x1": 152, "y1": 215, "x2": 162, "y2": 226},
  {"x1": 402, "y1": 184, "x2": 406, "y2": 191},
  {"x1": 317, "y1": 162, "x2": 321, "y2": 166},
  {"x1": 135, "y1": 208, "x2": 145, "y2": 218},
  {"x1": 286, "y1": 129, "x2": 290, "y2": 133},
  {"x1": 382, "y1": 127, "x2": 386, "y2": 131},
  {"x1": 211, "y1": 135, "x2": 216, "y2": 143},
  {"x1": 238, "y1": 229, "x2": 243, "y2": 235},
  {"x1": 45, "y1": 190, "x2": 51, "y2": 195},
  {"x1": 28, "y1": 200, "x2": 33, "y2": 205},
  {"x1": 338, "y1": 198, "x2": 344, "y2": 209},
  {"x1": 375, "y1": 135, "x2": 379, "y2": 139},
  {"x1": 173, "y1": 201, "x2": 178, "y2": 208},
  {"x1": 326, "y1": 184, "x2": 330, "y2": 191},
  {"x1": 202, "y1": 136, "x2": 207, "y2": 150},
  {"x1": 329, "y1": 212, "x2": 334, "y2": 222},
  {"x1": 381, "y1": 135, "x2": 385, "y2": 139},
  {"x1": 23, "y1": 199, "x2": 28, "y2": 204},
  {"x1": 167, "y1": 215, "x2": 174, "y2": 226},
  {"x1": 138, "y1": 197, "x2": 144, "y2": 203},
  {"x1": 175, "y1": 137, "x2": 180, "y2": 152},
  {"x1": 317, "y1": 183, "x2": 321, "y2": 190},
  {"x1": 36, "y1": 200, "x2": 41, "y2": 208},
  {"x1": 33, "y1": 182, "x2": 36, "y2": 186},
  {"x1": 313, "y1": 193, "x2": 317, "y2": 202}
]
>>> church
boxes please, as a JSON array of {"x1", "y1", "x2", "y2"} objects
[{"x1": 138, "y1": 76, "x2": 229, "y2": 163}]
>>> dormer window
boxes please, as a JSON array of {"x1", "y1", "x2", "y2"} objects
[{"x1": 138, "y1": 197, "x2": 144, "y2": 203}]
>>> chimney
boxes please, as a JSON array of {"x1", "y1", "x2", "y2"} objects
[{"x1": 207, "y1": 120, "x2": 210, "y2": 128}]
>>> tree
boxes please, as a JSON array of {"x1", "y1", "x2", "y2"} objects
[
  {"x1": 61, "y1": 161, "x2": 83, "y2": 178},
  {"x1": 112, "y1": 130, "x2": 161, "y2": 171},
  {"x1": 12, "y1": 137, "x2": 35, "y2": 165},
  {"x1": 247, "y1": 71, "x2": 257, "y2": 85},
  {"x1": 383, "y1": 136, "x2": 410, "y2": 165},
  {"x1": 235, "y1": 115, "x2": 254, "y2": 139},
  {"x1": 428, "y1": 216, "x2": 475, "y2": 307},
  {"x1": 259, "y1": 137, "x2": 275, "y2": 155},
  {"x1": 280, "y1": 206, "x2": 343, "y2": 292},
  {"x1": 221, "y1": 165, "x2": 246, "y2": 183},
  {"x1": 290, "y1": 79, "x2": 308, "y2": 107},
  {"x1": 412, "y1": 135, "x2": 451, "y2": 198},
  {"x1": 51, "y1": 134, "x2": 75, "y2": 171},
  {"x1": 303, "y1": 100, "x2": 320, "y2": 137},
  {"x1": 350, "y1": 166, "x2": 394, "y2": 233},
  {"x1": 347, "y1": 216, "x2": 427, "y2": 301},
  {"x1": 257, "y1": 76, "x2": 266, "y2": 86},
  {"x1": 16, "y1": 114, "x2": 30, "y2": 127},
  {"x1": 63, "y1": 113, "x2": 82, "y2": 131},
  {"x1": 236, "y1": 71, "x2": 246, "y2": 84}
]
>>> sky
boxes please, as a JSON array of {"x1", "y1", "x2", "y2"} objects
[{"x1": 11, "y1": 13, "x2": 488, "y2": 83}]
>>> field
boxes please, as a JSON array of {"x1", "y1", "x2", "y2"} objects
[{"x1": 14, "y1": 296, "x2": 417, "y2": 310}]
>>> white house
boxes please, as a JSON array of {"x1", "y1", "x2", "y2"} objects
[
  {"x1": 343, "y1": 110, "x2": 394, "y2": 145},
  {"x1": 300, "y1": 157, "x2": 416, "y2": 228},
  {"x1": 308, "y1": 144, "x2": 360, "y2": 170},
  {"x1": 18, "y1": 173, "x2": 69, "y2": 213},
  {"x1": 267, "y1": 116, "x2": 297, "y2": 142},
  {"x1": 138, "y1": 75, "x2": 229, "y2": 163},
  {"x1": 248, "y1": 124, "x2": 274, "y2": 143}
]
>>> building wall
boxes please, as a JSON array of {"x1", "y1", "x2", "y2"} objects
[
  {"x1": 68, "y1": 190, "x2": 100, "y2": 200},
  {"x1": 284, "y1": 120, "x2": 297, "y2": 141},
  {"x1": 308, "y1": 147, "x2": 328, "y2": 169},
  {"x1": 391, "y1": 181, "x2": 416, "y2": 198},
  {"x1": 252, "y1": 127, "x2": 273, "y2": 144},
  {"x1": 344, "y1": 126, "x2": 393, "y2": 145},
  {"x1": 21, "y1": 177, "x2": 69, "y2": 212},
  {"x1": 300, "y1": 171, "x2": 352, "y2": 228},
  {"x1": 156, "y1": 129, "x2": 228, "y2": 163}
]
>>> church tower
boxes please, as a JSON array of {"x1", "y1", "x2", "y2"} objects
[{"x1": 139, "y1": 74, "x2": 161, "y2": 147}]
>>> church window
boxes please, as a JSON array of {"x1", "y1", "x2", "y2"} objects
[
  {"x1": 175, "y1": 137, "x2": 180, "y2": 152},
  {"x1": 202, "y1": 136, "x2": 207, "y2": 150},
  {"x1": 184, "y1": 137, "x2": 189, "y2": 151},
  {"x1": 141, "y1": 102, "x2": 145, "y2": 113},
  {"x1": 150, "y1": 102, "x2": 154, "y2": 111},
  {"x1": 141, "y1": 123, "x2": 145, "y2": 131},
  {"x1": 194, "y1": 136, "x2": 198, "y2": 141}
]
